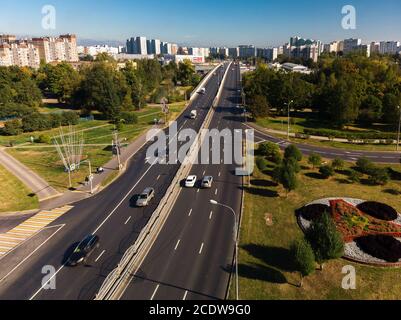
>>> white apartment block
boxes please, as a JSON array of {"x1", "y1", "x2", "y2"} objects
[{"x1": 0, "y1": 42, "x2": 40, "y2": 68}]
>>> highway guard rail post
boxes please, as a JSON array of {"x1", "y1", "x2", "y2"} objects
[{"x1": 95, "y1": 62, "x2": 231, "y2": 300}]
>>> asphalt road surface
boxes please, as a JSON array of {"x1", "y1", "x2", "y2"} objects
[{"x1": 0, "y1": 63, "x2": 229, "y2": 300}]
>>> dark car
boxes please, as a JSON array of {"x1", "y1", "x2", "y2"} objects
[{"x1": 67, "y1": 234, "x2": 100, "y2": 266}]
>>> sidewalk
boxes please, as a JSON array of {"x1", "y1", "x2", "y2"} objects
[{"x1": 0, "y1": 148, "x2": 60, "y2": 202}]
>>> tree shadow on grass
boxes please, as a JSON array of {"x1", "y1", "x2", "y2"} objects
[
  {"x1": 242, "y1": 186, "x2": 278, "y2": 198},
  {"x1": 304, "y1": 172, "x2": 326, "y2": 180},
  {"x1": 237, "y1": 263, "x2": 287, "y2": 284},
  {"x1": 335, "y1": 178, "x2": 351, "y2": 184},
  {"x1": 383, "y1": 188, "x2": 401, "y2": 196},
  {"x1": 241, "y1": 244, "x2": 297, "y2": 272},
  {"x1": 250, "y1": 179, "x2": 278, "y2": 188}
]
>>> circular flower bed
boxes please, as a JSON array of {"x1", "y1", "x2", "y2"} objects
[
  {"x1": 297, "y1": 198, "x2": 401, "y2": 266},
  {"x1": 356, "y1": 201, "x2": 398, "y2": 221}
]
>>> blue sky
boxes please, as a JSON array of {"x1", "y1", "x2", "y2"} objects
[{"x1": 0, "y1": 0, "x2": 400, "y2": 46}]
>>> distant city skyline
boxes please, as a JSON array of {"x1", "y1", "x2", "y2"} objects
[{"x1": 1, "y1": 0, "x2": 401, "y2": 47}]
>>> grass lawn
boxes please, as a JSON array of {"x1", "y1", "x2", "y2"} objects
[
  {"x1": 0, "y1": 164, "x2": 39, "y2": 212},
  {"x1": 230, "y1": 156, "x2": 401, "y2": 300},
  {"x1": 4, "y1": 102, "x2": 187, "y2": 192}
]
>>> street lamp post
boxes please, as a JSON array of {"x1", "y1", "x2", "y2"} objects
[
  {"x1": 285, "y1": 100, "x2": 294, "y2": 141},
  {"x1": 81, "y1": 158, "x2": 93, "y2": 194},
  {"x1": 397, "y1": 105, "x2": 401, "y2": 152},
  {"x1": 210, "y1": 199, "x2": 239, "y2": 300}
]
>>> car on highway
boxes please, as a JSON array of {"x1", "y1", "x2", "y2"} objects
[
  {"x1": 67, "y1": 234, "x2": 100, "y2": 266},
  {"x1": 190, "y1": 110, "x2": 197, "y2": 119},
  {"x1": 136, "y1": 187, "x2": 155, "y2": 207},
  {"x1": 201, "y1": 176, "x2": 213, "y2": 188},
  {"x1": 185, "y1": 175, "x2": 197, "y2": 188},
  {"x1": 199, "y1": 87, "x2": 206, "y2": 94}
]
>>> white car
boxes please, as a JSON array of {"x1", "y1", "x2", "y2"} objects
[
  {"x1": 185, "y1": 175, "x2": 197, "y2": 188},
  {"x1": 201, "y1": 176, "x2": 213, "y2": 188}
]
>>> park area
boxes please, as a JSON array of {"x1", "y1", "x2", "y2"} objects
[
  {"x1": 230, "y1": 149, "x2": 401, "y2": 300},
  {"x1": 2, "y1": 102, "x2": 186, "y2": 193}
]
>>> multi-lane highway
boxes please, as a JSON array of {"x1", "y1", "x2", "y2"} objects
[
  {"x1": 120, "y1": 62, "x2": 244, "y2": 300},
  {"x1": 0, "y1": 63, "x2": 228, "y2": 300}
]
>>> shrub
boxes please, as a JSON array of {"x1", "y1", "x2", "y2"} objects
[
  {"x1": 332, "y1": 157, "x2": 345, "y2": 170},
  {"x1": 120, "y1": 111, "x2": 138, "y2": 124},
  {"x1": 367, "y1": 167, "x2": 389, "y2": 185},
  {"x1": 36, "y1": 134, "x2": 52, "y2": 144},
  {"x1": 348, "y1": 169, "x2": 362, "y2": 183},
  {"x1": 355, "y1": 235, "x2": 401, "y2": 263},
  {"x1": 357, "y1": 201, "x2": 398, "y2": 221},
  {"x1": 259, "y1": 142, "x2": 279, "y2": 157},
  {"x1": 60, "y1": 111, "x2": 79, "y2": 126},
  {"x1": 296, "y1": 204, "x2": 331, "y2": 221},
  {"x1": 356, "y1": 157, "x2": 374, "y2": 174},
  {"x1": 319, "y1": 165, "x2": 335, "y2": 179},
  {"x1": 284, "y1": 144, "x2": 302, "y2": 162},
  {"x1": 2, "y1": 119, "x2": 23, "y2": 136},
  {"x1": 290, "y1": 239, "x2": 315, "y2": 286},
  {"x1": 256, "y1": 157, "x2": 268, "y2": 172},
  {"x1": 21, "y1": 113, "x2": 52, "y2": 132}
]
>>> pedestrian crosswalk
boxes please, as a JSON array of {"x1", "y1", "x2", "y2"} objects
[{"x1": 0, "y1": 205, "x2": 73, "y2": 257}]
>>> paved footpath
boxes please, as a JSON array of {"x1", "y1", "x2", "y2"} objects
[{"x1": 0, "y1": 148, "x2": 60, "y2": 201}]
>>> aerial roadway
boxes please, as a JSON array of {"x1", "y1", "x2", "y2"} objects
[{"x1": 0, "y1": 63, "x2": 229, "y2": 300}]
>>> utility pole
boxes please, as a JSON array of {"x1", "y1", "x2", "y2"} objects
[
  {"x1": 397, "y1": 105, "x2": 401, "y2": 151},
  {"x1": 285, "y1": 100, "x2": 294, "y2": 141}
]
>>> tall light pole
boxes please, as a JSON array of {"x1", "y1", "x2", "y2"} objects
[
  {"x1": 285, "y1": 100, "x2": 294, "y2": 141},
  {"x1": 210, "y1": 199, "x2": 239, "y2": 300},
  {"x1": 80, "y1": 159, "x2": 93, "y2": 194},
  {"x1": 397, "y1": 105, "x2": 401, "y2": 151}
]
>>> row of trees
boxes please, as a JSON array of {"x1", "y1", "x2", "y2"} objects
[
  {"x1": 244, "y1": 53, "x2": 401, "y2": 129},
  {"x1": 0, "y1": 54, "x2": 200, "y2": 135}
]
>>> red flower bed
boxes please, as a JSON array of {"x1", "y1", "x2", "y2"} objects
[{"x1": 329, "y1": 199, "x2": 401, "y2": 242}]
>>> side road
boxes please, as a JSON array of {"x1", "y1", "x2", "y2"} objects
[{"x1": 0, "y1": 148, "x2": 60, "y2": 201}]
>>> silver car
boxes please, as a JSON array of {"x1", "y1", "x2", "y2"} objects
[
  {"x1": 136, "y1": 187, "x2": 155, "y2": 207},
  {"x1": 201, "y1": 176, "x2": 213, "y2": 188}
]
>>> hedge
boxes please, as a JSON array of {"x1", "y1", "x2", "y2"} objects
[{"x1": 303, "y1": 128, "x2": 398, "y2": 140}]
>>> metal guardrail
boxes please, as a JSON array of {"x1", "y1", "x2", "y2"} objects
[{"x1": 95, "y1": 62, "x2": 230, "y2": 300}]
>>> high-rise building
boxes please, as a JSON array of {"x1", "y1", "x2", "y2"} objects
[
  {"x1": 149, "y1": 39, "x2": 161, "y2": 55},
  {"x1": 0, "y1": 34, "x2": 16, "y2": 44},
  {"x1": 228, "y1": 47, "x2": 239, "y2": 58},
  {"x1": 126, "y1": 36, "x2": 148, "y2": 55},
  {"x1": 238, "y1": 45, "x2": 256, "y2": 58},
  {"x1": 343, "y1": 38, "x2": 362, "y2": 54},
  {"x1": 31, "y1": 34, "x2": 78, "y2": 63},
  {"x1": 379, "y1": 41, "x2": 400, "y2": 54},
  {"x1": 370, "y1": 42, "x2": 380, "y2": 54}
]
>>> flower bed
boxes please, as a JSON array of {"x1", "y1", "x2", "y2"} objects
[
  {"x1": 295, "y1": 203, "x2": 330, "y2": 221},
  {"x1": 330, "y1": 199, "x2": 401, "y2": 242}
]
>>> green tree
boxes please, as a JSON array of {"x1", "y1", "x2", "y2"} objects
[
  {"x1": 248, "y1": 95, "x2": 270, "y2": 118},
  {"x1": 308, "y1": 153, "x2": 322, "y2": 169},
  {"x1": 306, "y1": 213, "x2": 344, "y2": 269},
  {"x1": 356, "y1": 157, "x2": 374, "y2": 174},
  {"x1": 177, "y1": 60, "x2": 196, "y2": 86},
  {"x1": 2, "y1": 119, "x2": 23, "y2": 136},
  {"x1": 348, "y1": 169, "x2": 362, "y2": 183},
  {"x1": 368, "y1": 167, "x2": 389, "y2": 185},
  {"x1": 319, "y1": 165, "x2": 335, "y2": 179},
  {"x1": 332, "y1": 157, "x2": 345, "y2": 170},
  {"x1": 290, "y1": 239, "x2": 316, "y2": 287},
  {"x1": 274, "y1": 159, "x2": 298, "y2": 195},
  {"x1": 284, "y1": 144, "x2": 302, "y2": 162}
]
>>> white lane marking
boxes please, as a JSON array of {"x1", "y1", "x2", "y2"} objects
[
  {"x1": 174, "y1": 239, "x2": 181, "y2": 251},
  {"x1": 30, "y1": 265, "x2": 64, "y2": 300},
  {"x1": 151, "y1": 285, "x2": 160, "y2": 300},
  {"x1": 218, "y1": 172, "x2": 221, "y2": 177},
  {"x1": 124, "y1": 216, "x2": 132, "y2": 225},
  {"x1": 92, "y1": 158, "x2": 158, "y2": 234},
  {"x1": 157, "y1": 175, "x2": 161, "y2": 180},
  {"x1": 202, "y1": 170, "x2": 206, "y2": 176},
  {"x1": 188, "y1": 209, "x2": 193, "y2": 216},
  {"x1": 215, "y1": 189, "x2": 218, "y2": 195},
  {"x1": 209, "y1": 211, "x2": 213, "y2": 220},
  {"x1": 199, "y1": 243, "x2": 204, "y2": 254},
  {"x1": 95, "y1": 250, "x2": 106, "y2": 262},
  {"x1": 0, "y1": 224, "x2": 65, "y2": 283},
  {"x1": 183, "y1": 291, "x2": 188, "y2": 300},
  {"x1": 197, "y1": 189, "x2": 200, "y2": 193}
]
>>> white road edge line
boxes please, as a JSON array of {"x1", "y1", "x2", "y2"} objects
[
  {"x1": 209, "y1": 211, "x2": 213, "y2": 220},
  {"x1": 95, "y1": 250, "x2": 106, "y2": 262},
  {"x1": 183, "y1": 290, "x2": 188, "y2": 300},
  {"x1": 150, "y1": 284, "x2": 160, "y2": 300},
  {"x1": 1, "y1": 224, "x2": 65, "y2": 283}
]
